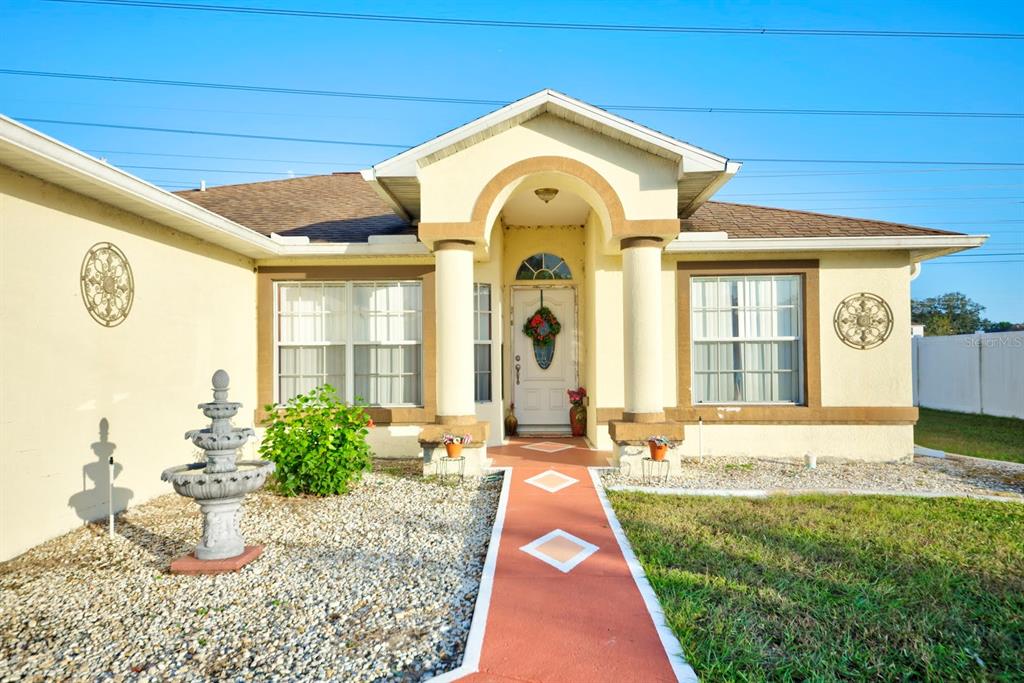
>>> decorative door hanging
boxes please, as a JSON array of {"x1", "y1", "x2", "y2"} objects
[{"x1": 522, "y1": 289, "x2": 562, "y2": 370}]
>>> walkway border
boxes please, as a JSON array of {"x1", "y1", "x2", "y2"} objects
[
  {"x1": 606, "y1": 485, "x2": 1024, "y2": 503},
  {"x1": 428, "y1": 467, "x2": 512, "y2": 683},
  {"x1": 587, "y1": 468, "x2": 699, "y2": 683}
]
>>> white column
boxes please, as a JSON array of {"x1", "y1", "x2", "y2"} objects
[
  {"x1": 434, "y1": 241, "x2": 476, "y2": 419},
  {"x1": 622, "y1": 238, "x2": 664, "y2": 419}
]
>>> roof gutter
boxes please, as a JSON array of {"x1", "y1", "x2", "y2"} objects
[
  {"x1": 666, "y1": 234, "x2": 988, "y2": 261},
  {"x1": 678, "y1": 160, "x2": 742, "y2": 217}
]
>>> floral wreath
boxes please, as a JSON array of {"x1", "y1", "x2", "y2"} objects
[{"x1": 522, "y1": 307, "x2": 561, "y2": 346}]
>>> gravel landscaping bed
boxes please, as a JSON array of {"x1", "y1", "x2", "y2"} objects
[
  {"x1": 0, "y1": 473, "x2": 501, "y2": 682},
  {"x1": 602, "y1": 456, "x2": 1024, "y2": 498}
]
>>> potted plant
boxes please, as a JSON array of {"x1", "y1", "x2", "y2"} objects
[
  {"x1": 646, "y1": 435, "x2": 673, "y2": 462},
  {"x1": 567, "y1": 387, "x2": 587, "y2": 437},
  {"x1": 440, "y1": 433, "x2": 472, "y2": 459}
]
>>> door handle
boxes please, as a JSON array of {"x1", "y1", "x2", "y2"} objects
[{"x1": 515, "y1": 363, "x2": 521, "y2": 385}]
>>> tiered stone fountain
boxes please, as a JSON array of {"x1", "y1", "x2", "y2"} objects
[{"x1": 161, "y1": 370, "x2": 275, "y2": 573}]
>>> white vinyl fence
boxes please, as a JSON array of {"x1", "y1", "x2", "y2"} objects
[{"x1": 912, "y1": 331, "x2": 1024, "y2": 419}]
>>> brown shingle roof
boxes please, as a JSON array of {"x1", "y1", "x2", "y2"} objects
[
  {"x1": 685, "y1": 201, "x2": 963, "y2": 238},
  {"x1": 175, "y1": 174, "x2": 964, "y2": 243},
  {"x1": 174, "y1": 173, "x2": 412, "y2": 243}
]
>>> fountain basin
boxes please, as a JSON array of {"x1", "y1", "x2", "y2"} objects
[
  {"x1": 161, "y1": 460, "x2": 275, "y2": 501},
  {"x1": 185, "y1": 427, "x2": 256, "y2": 452},
  {"x1": 199, "y1": 401, "x2": 243, "y2": 419}
]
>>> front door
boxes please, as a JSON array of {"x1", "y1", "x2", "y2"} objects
[{"x1": 511, "y1": 287, "x2": 577, "y2": 433}]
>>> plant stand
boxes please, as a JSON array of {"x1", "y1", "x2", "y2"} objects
[
  {"x1": 641, "y1": 457, "x2": 670, "y2": 485},
  {"x1": 437, "y1": 455, "x2": 466, "y2": 481}
]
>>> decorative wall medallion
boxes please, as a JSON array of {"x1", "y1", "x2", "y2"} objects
[
  {"x1": 80, "y1": 242, "x2": 134, "y2": 327},
  {"x1": 833, "y1": 292, "x2": 893, "y2": 349}
]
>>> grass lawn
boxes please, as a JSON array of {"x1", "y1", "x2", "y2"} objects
[
  {"x1": 609, "y1": 491, "x2": 1024, "y2": 682},
  {"x1": 915, "y1": 408, "x2": 1024, "y2": 464}
]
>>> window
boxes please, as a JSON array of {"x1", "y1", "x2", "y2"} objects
[
  {"x1": 276, "y1": 281, "x2": 422, "y2": 406},
  {"x1": 474, "y1": 283, "x2": 492, "y2": 402},
  {"x1": 516, "y1": 253, "x2": 572, "y2": 280},
  {"x1": 691, "y1": 275, "x2": 803, "y2": 404}
]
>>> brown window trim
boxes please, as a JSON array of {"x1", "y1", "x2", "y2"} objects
[
  {"x1": 677, "y1": 260, "x2": 822, "y2": 418},
  {"x1": 256, "y1": 265, "x2": 436, "y2": 426}
]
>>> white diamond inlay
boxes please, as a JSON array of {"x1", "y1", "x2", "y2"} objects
[
  {"x1": 522, "y1": 441, "x2": 574, "y2": 453},
  {"x1": 524, "y1": 469, "x2": 579, "y2": 493},
  {"x1": 520, "y1": 529, "x2": 599, "y2": 573}
]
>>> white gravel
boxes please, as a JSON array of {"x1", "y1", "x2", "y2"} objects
[
  {"x1": 0, "y1": 473, "x2": 501, "y2": 682},
  {"x1": 602, "y1": 455, "x2": 1024, "y2": 498}
]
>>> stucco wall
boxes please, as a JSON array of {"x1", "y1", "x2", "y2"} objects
[
  {"x1": 676, "y1": 424, "x2": 914, "y2": 463},
  {"x1": 419, "y1": 114, "x2": 679, "y2": 227},
  {"x1": 817, "y1": 251, "x2": 913, "y2": 407},
  {"x1": 474, "y1": 222, "x2": 505, "y2": 445},
  {"x1": 0, "y1": 167, "x2": 257, "y2": 561}
]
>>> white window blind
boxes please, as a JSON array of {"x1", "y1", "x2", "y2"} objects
[
  {"x1": 474, "y1": 283, "x2": 492, "y2": 402},
  {"x1": 275, "y1": 281, "x2": 422, "y2": 406},
  {"x1": 691, "y1": 275, "x2": 803, "y2": 404}
]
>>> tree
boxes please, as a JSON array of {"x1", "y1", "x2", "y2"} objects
[
  {"x1": 981, "y1": 320, "x2": 1024, "y2": 333},
  {"x1": 911, "y1": 292, "x2": 985, "y2": 336}
]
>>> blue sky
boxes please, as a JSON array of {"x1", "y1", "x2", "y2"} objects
[{"x1": 2, "y1": 0, "x2": 1021, "y2": 320}]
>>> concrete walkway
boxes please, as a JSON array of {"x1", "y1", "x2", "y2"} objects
[{"x1": 461, "y1": 438, "x2": 684, "y2": 682}]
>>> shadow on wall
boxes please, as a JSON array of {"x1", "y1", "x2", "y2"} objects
[{"x1": 67, "y1": 418, "x2": 134, "y2": 523}]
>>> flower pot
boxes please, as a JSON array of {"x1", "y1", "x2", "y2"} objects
[
  {"x1": 569, "y1": 405, "x2": 586, "y2": 437},
  {"x1": 445, "y1": 442, "x2": 464, "y2": 459},
  {"x1": 648, "y1": 442, "x2": 668, "y2": 462}
]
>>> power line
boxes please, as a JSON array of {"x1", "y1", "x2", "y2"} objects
[
  {"x1": 85, "y1": 148, "x2": 364, "y2": 166},
  {"x1": 119, "y1": 164, "x2": 300, "y2": 175},
  {"x1": 719, "y1": 183, "x2": 1024, "y2": 197},
  {"x1": 738, "y1": 168, "x2": 1018, "y2": 178},
  {"x1": 15, "y1": 115, "x2": 1024, "y2": 167},
  {"x1": 724, "y1": 196, "x2": 1024, "y2": 203},
  {"x1": 45, "y1": 0, "x2": 1024, "y2": 40},
  {"x1": 736, "y1": 158, "x2": 1024, "y2": 167},
  {"x1": 928, "y1": 260, "x2": 1024, "y2": 265},
  {"x1": 2, "y1": 68, "x2": 1020, "y2": 120},
  {"x1": 17, "y1": 117, "x2": 410, "y2": 148},
  {"x1": 943, "y1": 251, "x2": 1024, "y2": 257}
]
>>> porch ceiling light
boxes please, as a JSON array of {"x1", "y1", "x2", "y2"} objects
[{"x1": 534, "y1": 187, "x2": 559, "y2": 203}]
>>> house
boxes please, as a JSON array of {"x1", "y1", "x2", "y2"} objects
[{"x1": 0, "y1": 90, "x2": 985, "y2": 559}]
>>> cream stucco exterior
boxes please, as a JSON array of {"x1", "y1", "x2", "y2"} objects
[
  {"x1": 0, "y1": 166, "x2": 257, "y2": 561},
  {"x1": 419, "y1": 114, "x2": 679, "y2": 231}
]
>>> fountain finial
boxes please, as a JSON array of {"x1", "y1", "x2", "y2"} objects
[{"x1": 212, "y1": 369, "x2": 230, "y2": 400}]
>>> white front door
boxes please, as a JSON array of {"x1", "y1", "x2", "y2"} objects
[{"x1": 512, "y1": 287, "x2": 577, "y2": 432}]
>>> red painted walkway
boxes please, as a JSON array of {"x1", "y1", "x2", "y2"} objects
[{"x1": 461, "y1": 438, "x2": 680, "y2": 682}]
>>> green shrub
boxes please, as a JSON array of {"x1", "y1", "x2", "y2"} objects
[{"x1": 259, "y1": 385, "x2": 372, "y2": 496}]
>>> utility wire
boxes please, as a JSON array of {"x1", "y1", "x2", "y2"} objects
[
  {"x1": 119, "y1": 164, "x2": 300, "y2": 175},
  {"x1": 943, "y1": 252, "x2": 1024, "y2": 257},
  {"x1": 719, "y1": 183, "x2": 1024, "y2": 197},
  {"x1": 44, "y1": 0, "x2": 1024, "y2": 40},
  {"x1": 2, "y1": 68, "x2": 1020, "y2": 120},
  {"x1": 86, "y1": 148, "x2": 364, "y2": 166},
  {"x1": 928, "y1": 260, "x2": 1024, "y2": 265},
  {"x1": 15, "y1": 116, "x2": 1024, "y2": 166},
  {"x1": 16, "y1": 117, "x2": 410, "y2": 148}
]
